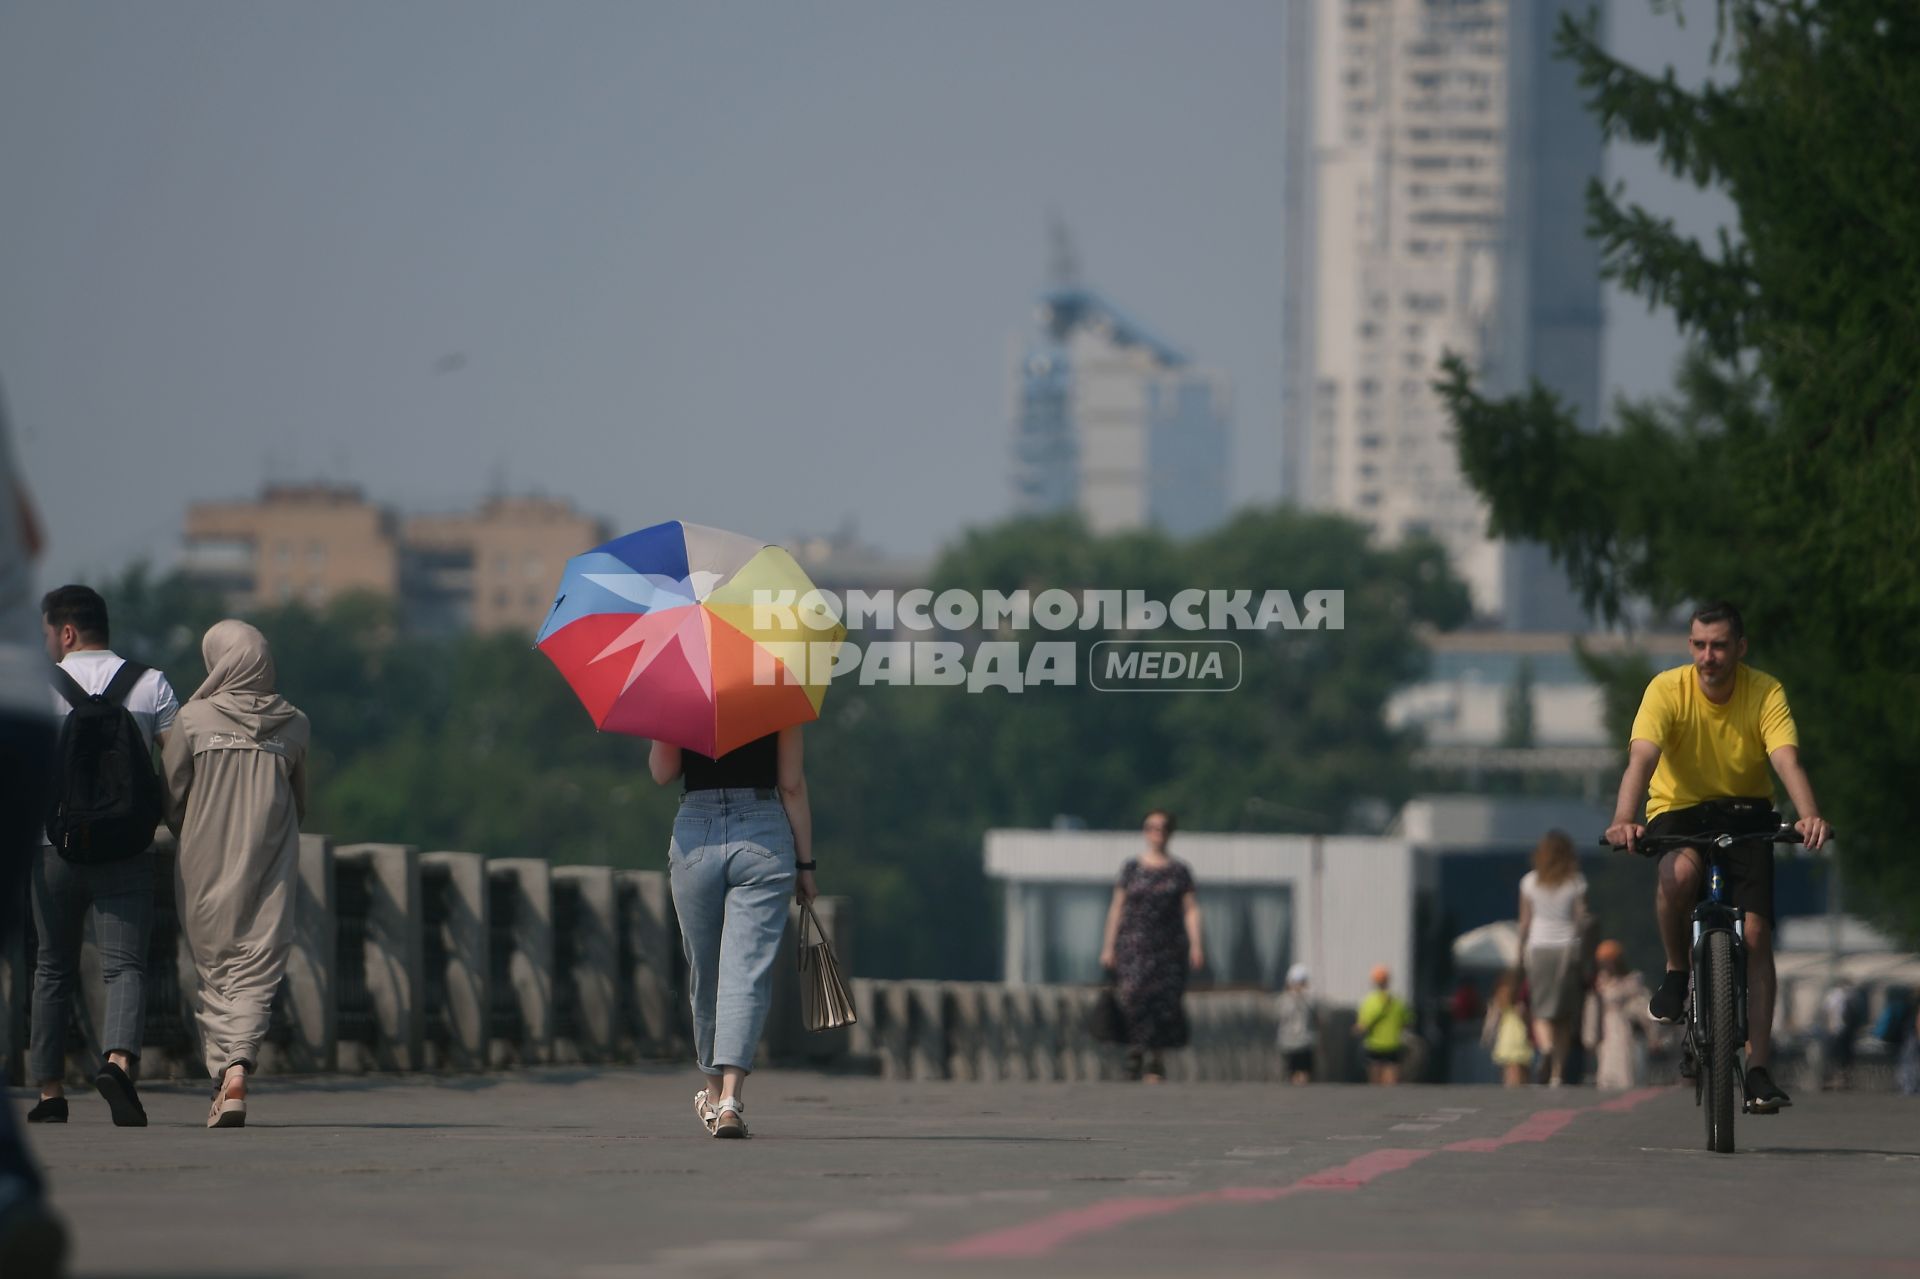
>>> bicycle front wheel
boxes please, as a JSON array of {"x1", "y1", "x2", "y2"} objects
[{"x1": 1704, "y1": 929, "x2": 1738, "y2": 1154}]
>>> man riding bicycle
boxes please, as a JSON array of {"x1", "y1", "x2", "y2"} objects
[{"x1": 1602, "y1": 601, "x2": 1832, "y2": 1114}]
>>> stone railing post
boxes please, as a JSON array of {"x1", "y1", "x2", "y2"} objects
[
  {"x1": 553, "y1": 866, "x2": 618, "y2": 1063},
  {"x1": 487, "y1": 858, "x2": 553, "y2": 1067},
  {"x1": 263, "y1": 834, "x2": 338, "y2": 1074},
  {"x1": 420, "y1": 851, "x2": 489, "y2": 1072},
  {"x1": 615, "y1": 870, "x2": 676, "y2": 1058},
  {"x1": 334, "y1": 844, "x2": 424, "y2": 1072}
]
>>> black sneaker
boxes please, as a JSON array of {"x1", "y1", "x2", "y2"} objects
[
  {"x1": 93, "y1": 1062, "x2": 147, "y2": 1128},
  {"x1": 24, "y1": 1098, "x2": 66, "y2": 1124},
  {"x1": 1745, "y1": 1066, "x2": 1792, "y2": 1114},
  {"x1": 1648, "y1": 970, "x2": 1689, "y2": 1024}
]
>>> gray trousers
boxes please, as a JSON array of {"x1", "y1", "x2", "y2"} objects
[{"x1": 29, "y1": 846, "x2": 154, "y2": 1082}]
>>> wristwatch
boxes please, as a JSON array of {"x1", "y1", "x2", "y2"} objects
[{"x1": 796, "y1": 860, "x2": 817, "y2": 871}]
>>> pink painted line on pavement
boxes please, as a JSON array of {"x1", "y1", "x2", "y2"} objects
[
  {"x1": 1443, "y1": 1107, "x2": 1579, "y2": 1153},
  {"x1": 932, "y1": 1147, "x2": 1434, "y2": 1259},
  {"x1": 1595, "y1": 1085, "x2": 1672, "y2": 1113},
  {"x1": 929, "y1": 1087, "x2": 1678, "y2": 1262}
]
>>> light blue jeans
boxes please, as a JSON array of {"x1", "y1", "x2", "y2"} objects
[{"x1": 668, "y1": 789, "x2": 795, "y2": 1075}]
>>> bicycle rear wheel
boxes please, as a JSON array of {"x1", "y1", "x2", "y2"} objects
[{"x1": 1703, "y1": 930, "x2": 1738, "y2": 1154}]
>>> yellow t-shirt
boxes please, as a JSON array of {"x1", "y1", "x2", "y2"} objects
[
  {"x1": 1356, "y1": 989, "x2": 1409, "y2": 1054},
  {"x1": 1629, "y1": 663, "x2": 1798, "y2": 819}
]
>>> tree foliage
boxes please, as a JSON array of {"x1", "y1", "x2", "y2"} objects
[{"x1": 1438, "y1": 1, "x2": 1920, "y2": 936}]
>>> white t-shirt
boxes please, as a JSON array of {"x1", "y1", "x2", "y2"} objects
[
  {"x1": 43, "y1": 650, "x2": 179, "y2": 846},
  {"x1": 1520, "y1": 870, "x2": 1587, "y2": 949},
  {"x1": 49, "y1": 650, "x2": 180, "y2": 750}
]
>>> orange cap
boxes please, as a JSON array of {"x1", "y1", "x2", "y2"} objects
[
  {"x1": 1370, "y1": 964, "x2": 1390, "y2": 985},
  {"x1": 1596, "y1": 940, "x2": 1624, "y2": 965}
]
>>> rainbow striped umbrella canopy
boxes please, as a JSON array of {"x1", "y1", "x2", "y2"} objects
[{"x1": 535, "y1": 520, "x2": 845, "y2": 756}]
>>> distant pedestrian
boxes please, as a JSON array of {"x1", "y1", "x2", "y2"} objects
[
  {"x1": 162, "y1": 620, "x2": 310, "y2": 1128},
  {"x1": 1099, "y1": 810, "x2": 1204, "y2": 1083},
  {"x1": 1822, "y1": 978, "x2": 1865, "y2": 1090},
  {"x1": 1590, "y1": 940, "x2": 1651, "y2": 1090},
  {"x1": 1873, "y1": 986, "x2": 1914, "y2": 1053},
  {"x1": 1897, "y1": 1006, "x2": 1920, "y2": 1098},
  {"x1": 1276, "y1": 964, "x2": 1317, "y2": 1084},
  {"x1": 1518, "y1": 830, "x2": 1588, "y2": 1086},
  {"x1": 1353, "y1": 964, "x2": 1411, "y2": 1085},
  {"x1": 31, "y1": 584, "x2": 178, "y2": 1129},
  {"x1": 1483, "y1": 970, "x2": 1533, "y2": 1087},
  {"x1": 649, "y1": 727, "x2": 815, "y2": 1138}
]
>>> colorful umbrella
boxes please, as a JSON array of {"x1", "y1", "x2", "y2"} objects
[{"x1": 535, "y1": 520, "x2": 846, "y2": 756}]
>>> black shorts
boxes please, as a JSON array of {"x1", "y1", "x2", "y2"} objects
[
  {"x1": 1365, "y1": 1047, "x2": 1404, "y2": 1065},
  {"x1": 1282, "y1": 1047, "x2": 1313, "y2": 1076},
  {"x1": 1643, "y1": 798, "x2": 1779, "y2": 923}
]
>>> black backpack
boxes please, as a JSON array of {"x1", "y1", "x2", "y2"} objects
[{"x1": 46, "y1": 661, "x2": 165, "y2": 864}]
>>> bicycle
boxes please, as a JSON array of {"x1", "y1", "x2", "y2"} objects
[{"x1": 1601, "y1": 823, "x2": 1806, "y2": 1154}]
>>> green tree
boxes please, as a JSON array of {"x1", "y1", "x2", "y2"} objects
[{"x1": 1438, "y1": 2, "x2": 1920, "y2": 938}]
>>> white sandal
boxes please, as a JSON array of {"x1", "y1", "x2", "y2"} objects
[
  {"x1": 693, "y1": 1089, "x2": 719, "y2": 1134},
  {"x1": 711, "y1": 1097, "x2": 748, "y2": 1139},
  {"x1": 208, "y1": 1067, "x2": 247, "y2": 1129}
]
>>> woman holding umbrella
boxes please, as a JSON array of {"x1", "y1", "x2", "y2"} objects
[
  {"x1": 539, "y1": 520, "x2": 843, "y2": 1138},
  {"x1": 649, "y1": 728, "x2": 815, "y2": 1138}
]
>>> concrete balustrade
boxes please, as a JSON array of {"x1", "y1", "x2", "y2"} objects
[{"x1": 4, "y1": 834, "x2": 1309, "y2": 1088}]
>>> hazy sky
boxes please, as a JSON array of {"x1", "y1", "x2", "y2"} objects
[{"x1": 0, "y1": 1, "x2": 1731, "y2": 585}]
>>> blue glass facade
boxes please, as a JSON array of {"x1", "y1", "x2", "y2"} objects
[{"x1": 1012, "y1": 286, "x2": 1230, "y2": 535}]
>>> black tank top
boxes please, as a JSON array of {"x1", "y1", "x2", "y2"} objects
[{"x1": 681, "y1": 733, "x2": 778, "y2": 792}]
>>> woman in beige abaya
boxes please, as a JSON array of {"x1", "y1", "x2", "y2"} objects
[{"x1": 163, "y1": 620, "x2": 310, "y2": 1128}]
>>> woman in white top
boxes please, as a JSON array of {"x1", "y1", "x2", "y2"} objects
[{"x1": 1517, "y1": 830, "x2": 1588, "y2": 1086}]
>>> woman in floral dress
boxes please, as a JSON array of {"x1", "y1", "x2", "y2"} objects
[{"x1": 1099, "y1": 810, "x2": 1205, "y2": 1082}]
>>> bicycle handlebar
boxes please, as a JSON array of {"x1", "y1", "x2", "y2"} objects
[{"x1": 1597, "y1": 825, "x2": 1812, "y2": 853}]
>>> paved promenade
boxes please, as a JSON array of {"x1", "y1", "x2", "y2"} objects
[{"x1": 19, "y1": 1067, "x2": 1920, "y2": 1278}]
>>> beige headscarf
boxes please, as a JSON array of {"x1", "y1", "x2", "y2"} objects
[{"x1": 191, "y1": 619, "x2": 302, "y2": 740}]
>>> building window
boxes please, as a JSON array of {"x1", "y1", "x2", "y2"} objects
[
  {"x1": 495, "y1": 554, "x2": 513, "y2": 577},
  {"x1": 495, "y1": 590, "x2": 510, "y2": 609},
  {"x1": 308, "y1": 543, "x2": 327, "y2": 568},
  {"x1": 274, "y1": 542, "x2": 293, "y2": 567},
  {"x1": 524, "y1": 554, "x2": 544, "y2": 579}
]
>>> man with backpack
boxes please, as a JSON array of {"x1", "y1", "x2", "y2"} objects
[{"x1": 30, "y1": 585, "x2": 177, "y2": 1128}]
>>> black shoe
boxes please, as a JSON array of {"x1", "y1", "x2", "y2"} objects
[
  {"x1": 0, "y1": 1185, "x2": 69, "y2": 1279},
  {"x1": 1648, "y1": 970, "x2": 1689, "y2": 1024},
  {"x1": 1745, "y1": 1066, "x2": 1792, "y2": 1114},
  {"x1": 23, "y1": 1099, "x2": 66, "y2": 1125},
  {"x1": 93, "y1": 1062, "x2": 147, "y2": 1128}
]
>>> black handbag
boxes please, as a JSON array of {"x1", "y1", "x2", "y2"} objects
[{"x1": 1089, "y1": 985, "x2": 1126, "y2": 1044}]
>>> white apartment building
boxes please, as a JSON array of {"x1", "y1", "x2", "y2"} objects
[{"x1": 1282, "y1": 0, "x2": 1606, "y2": 628}]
